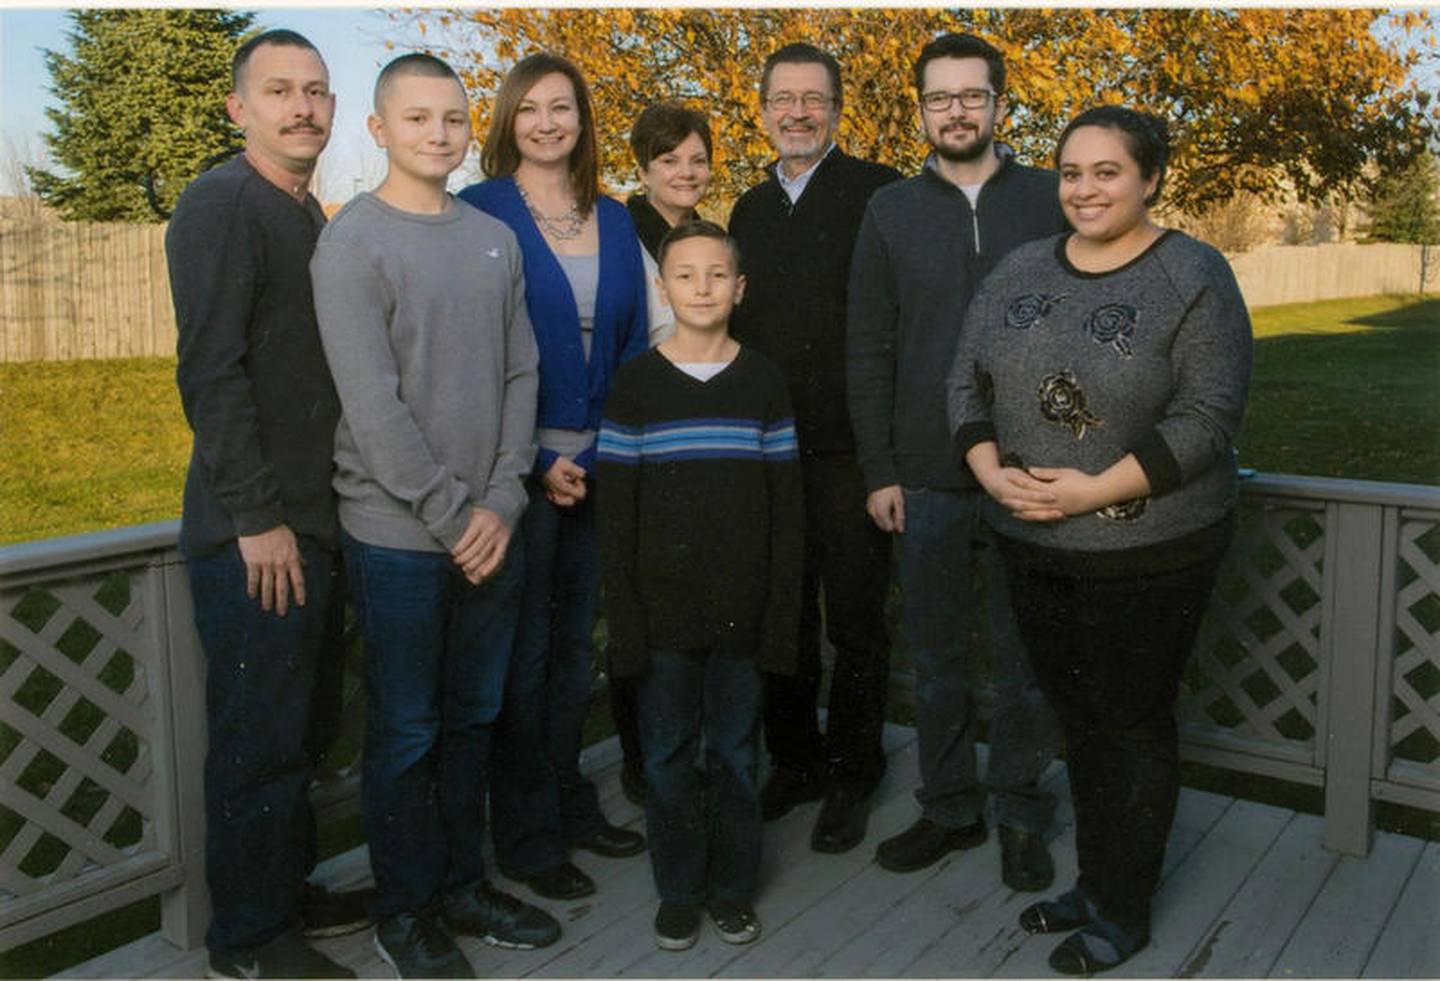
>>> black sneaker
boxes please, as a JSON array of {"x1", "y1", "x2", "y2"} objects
[
  {"x1": 653, "y1": 902, "x2": 702, "y2": 951},
  {"x1": 706, "y1": 900, "x2": 761, "y2": 945},
  {"x1": 374, "y1": 911, "x2": 474, "y2": 979},
  {"x1": 301, "y1": 882, "x2": 374, "y2": 938},
  {"x1": 443, "y1": 883, "x2": 561, "y2": 949},
  {"x1": 207, "y1": 928, "x2": 356, "y2": 979}
]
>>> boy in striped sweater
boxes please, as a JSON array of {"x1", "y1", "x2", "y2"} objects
[{"x1": 597, "y1": 220, "x2": 803, "y2": 951}]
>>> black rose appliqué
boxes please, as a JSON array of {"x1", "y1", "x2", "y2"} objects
[
  {"x1": 1084, "y1": 303, "x2": 1138, "y2": 357},
  {"x1": 1005, "y1": 293, "x2": 1068, "y2": 330},
  {"x1": 1038, "y1": 371, "x2": 1102, "y2": 439}
]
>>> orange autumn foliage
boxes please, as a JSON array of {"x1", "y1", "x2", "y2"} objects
[{"x1": 388, "y1": 8, "x2": 1436, "y2": 215}]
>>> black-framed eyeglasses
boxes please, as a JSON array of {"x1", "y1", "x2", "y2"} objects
[
  {"x1": 765, "y1": 91, "x2": 834, "y2": 112},
  {"x1": 920, "y1": 89, "x2": 996, "y2": 112}
]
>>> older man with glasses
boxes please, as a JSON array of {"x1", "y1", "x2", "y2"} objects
[
  {"x1": 728, "y1": 42, "x2": 900, "y2": 856},
  {"x1": 846, "y1": 32, "x2": 1067, "y2": 888}
]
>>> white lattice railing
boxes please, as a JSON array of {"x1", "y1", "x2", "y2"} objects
[{"x1": 2, "y1": 474, "x2": 1438, "y2": 953}]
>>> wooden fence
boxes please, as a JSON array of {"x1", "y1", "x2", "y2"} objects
[
  {"x1": 0, "y1": 220, "x2": 175, "y2": 363},
  {"x1": 1, "y1": 219, "x2": 1436, "y2": 363},
  {"x1": 1229, "y1": 241, "x2": 1436, "y2": 308}
]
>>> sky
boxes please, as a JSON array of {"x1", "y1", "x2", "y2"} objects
[{"x1": 0, "y1": 7, "x2": 446, "y2": 202}]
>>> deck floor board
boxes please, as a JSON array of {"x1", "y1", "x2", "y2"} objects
[{"x1": 61, "y1": 724, "x2": 1437, "y2": 979}]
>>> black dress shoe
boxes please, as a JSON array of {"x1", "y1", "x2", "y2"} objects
[
  {"x1": 810, "y1": 784, "x2": 872, "y2": 854},
  {"x1": 759, "y1": 766, "x2": 829, "y2": 822},
  {"x1": 571, "y1": 821, "x2": 646, "y2": 858},
  {"x1": 999, "y1": 825, "x2": 1055, "y2": 892},
  {"x1": 875, "y1": 816, "x2": 987, "y2": 872},
  {"x1": 525, "y1": 862, "x2": 595, "y2": 900}
]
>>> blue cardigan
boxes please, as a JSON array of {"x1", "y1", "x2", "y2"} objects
[{"x1": 458, "y1": 176, "x2": 649, "y2": 475}]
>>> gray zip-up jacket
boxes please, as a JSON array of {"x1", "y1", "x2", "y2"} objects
[{"x1": 846, "y1": 155, "x2": 1067, "y2": 493}]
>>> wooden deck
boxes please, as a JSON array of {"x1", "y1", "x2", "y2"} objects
[{"x1": 64, "y1": 725, "x2": 1439, "y2": 979}]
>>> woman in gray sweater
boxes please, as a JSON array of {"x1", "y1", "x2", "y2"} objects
[{"x1": 947, "y1": 106, "x2": 1252, "y2": 976}]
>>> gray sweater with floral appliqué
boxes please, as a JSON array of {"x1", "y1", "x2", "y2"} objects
[{"x1": 947, "y1": 230, "x2": 1253, "y2": 576}]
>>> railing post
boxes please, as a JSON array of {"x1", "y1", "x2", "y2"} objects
[
  {"x1": 1320, "y1": 501, "x2": 1384, "y2": 856},
  {"x1": 157, "y1": 554, "x2": 210, "y2": 948}
]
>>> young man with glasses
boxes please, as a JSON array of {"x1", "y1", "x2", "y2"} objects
[
  {"x1": 845, "y1": 32, "x2": 1067, "y2": 887},
  {"x1": 728, "y1": 42, "x2": 901, "y2": 856}
]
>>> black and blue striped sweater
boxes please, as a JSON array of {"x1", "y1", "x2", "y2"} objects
[{"x1": 597, "y1": 346, "x2": 804, "y2": 678}]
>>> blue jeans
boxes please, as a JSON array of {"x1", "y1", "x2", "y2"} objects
[
  {"x1": 342, "y1": 530, "x2": 522, "y2": 918},
  {"x1": 898, "y1": 488, "x2": 1059, "y2": 832},
  {"x1": 639, "y1": 648, "x2": 763, "y2": 905},
  {"x1": 186, "y1": 536, "x2": 345, "y2": 954},
  {"x1": 490, "y1": 483, "x2": 604, "y2": 878}
]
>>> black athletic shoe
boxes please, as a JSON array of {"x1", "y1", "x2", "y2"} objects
[
  {"x1": 207, "y1": 928, "x2": 355, "y2": 979},
  {"x1": 653, "y1": 902, "x2": 702, "y2": 951},
  {"x1": 706, "y1": 900, "x2": 761, "y2": 945},
  {"x1": 300, "y1": 882, "x2": 374, "y2": 939},
  {"x1": 374, "y1": 911, "x2": 473, "y2": 979},
  {"x1": 443, "y1": 883, "x2": 560, "y2": 949}
]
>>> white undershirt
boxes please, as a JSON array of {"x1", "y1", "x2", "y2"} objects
[{"x1": 675, "y1": 361, "x2": 731, "y2": 382}]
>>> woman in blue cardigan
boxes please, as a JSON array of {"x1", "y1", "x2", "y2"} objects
[{"x1": 459, "y1": 52, "x2": 649, "y2": 905}]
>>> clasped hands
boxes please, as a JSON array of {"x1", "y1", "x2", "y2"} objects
[{"x1": 976, "y1": 464, "x2": 1103, "y2": 523}]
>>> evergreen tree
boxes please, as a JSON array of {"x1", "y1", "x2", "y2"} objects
[
  {"x1": 1367, "y1": 152, "x2": 1440, "y2": 245},
  {"x1": 27, "y1": 9, "x2": 255, "y2": 222}
]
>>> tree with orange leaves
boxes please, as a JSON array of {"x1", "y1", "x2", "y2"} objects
[{"x1": 389, "y1": 8, "x2": 1435, "y2": 215}]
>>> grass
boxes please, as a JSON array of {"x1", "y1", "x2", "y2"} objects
[
  {"x1": 0, "y1": 358, "x2": 189, "y2": 544},
  {"x1": 1, "y1": 295, "x2": 1436, "y2": 547},
  {"x1": 1239, "y1": 295, "x2": 1440, "y2": 485}
]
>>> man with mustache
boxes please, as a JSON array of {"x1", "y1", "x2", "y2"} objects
[
  {"x1": 728, "y1": 43, "x2": 900, "y2": 855},
  {"x1": 168, "y1": 29, "x2": 367, "y2": 978},
  {"x1": 845, "y1": 32, "x2": 1066, "y2": 887}
]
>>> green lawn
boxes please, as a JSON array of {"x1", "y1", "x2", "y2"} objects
[
  {"x1": 0, "y1": 294, "x2": 1437, "y2": 546},
  {"x1": 1239, "y1": 295, "x2": 1440, "y2": 485}
]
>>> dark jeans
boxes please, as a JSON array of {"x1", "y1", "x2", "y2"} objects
[
  {"x1": 639, "y1": 648, "x2": 763, "y2": 905},
  {"x1": 491, "y1": 483, "x2": 605, "y2": 878},
  {"x1": 764, "y1": 452, "x2": 891, "y2": 789},
  {"x1": 343, "y1": 531, "x2": 522, "y2": 918},
  {"x1": 899, "y1": 488, "x2": 1058, "y2": 832},
  {"x1": 187, "y1": 536, "x2": 345, "y2": 954},
  {"x1": 1008, "y1": 554, "x2": 1225, "y2": 934}
]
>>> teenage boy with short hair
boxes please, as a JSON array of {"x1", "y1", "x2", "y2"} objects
[
  {"x1": 597, "y1": 220, "x2": 803, "y2": 950},
  {"x1": 310, "y1": 53, "x2": 550, "y2": 978}
]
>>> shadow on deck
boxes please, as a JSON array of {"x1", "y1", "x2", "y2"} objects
[{"x1": 63, "y1": 724, "x2": 1439, "y2": 979}]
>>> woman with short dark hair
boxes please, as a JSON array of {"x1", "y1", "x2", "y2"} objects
[
  {"x1": 948, "y1": 105, "x2": 1253, "y2": 976},
  {"x1": 626, "y1": 100, "x2": 714, "y2": 346}
]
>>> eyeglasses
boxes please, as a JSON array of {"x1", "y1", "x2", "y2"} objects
[
  {"x1": 920, "y1": 89, "x2": 997, "y2": 112},
  {"x1": 764, "y1": 91, "x2": 834, "y2": 112}
]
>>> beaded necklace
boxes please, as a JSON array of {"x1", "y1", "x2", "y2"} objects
[{"x1": 517, "y1": 180, "x2": 585, "y2": 240}]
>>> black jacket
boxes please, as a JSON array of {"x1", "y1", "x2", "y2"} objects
[
  {"x1": 846, "y1": 156, "x2": 1067, "y2": 492},
  {"x1": 728, "y1": 148, "x2": 900, "y2": 454}
]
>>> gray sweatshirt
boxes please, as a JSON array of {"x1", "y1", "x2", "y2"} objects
[
  {"x1": 311, "y1": 192, "x2": 539, "y2": 553},
  {"x1": 948, "y1": 230, "x2": 1252, "y2": 575}
]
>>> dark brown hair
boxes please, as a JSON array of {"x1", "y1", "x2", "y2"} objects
[
  {"x1": 630, "y1": 101, "x2": 713, "y2": 171},
  {"x1": 480, "y1": 52, "x2": 598, "y2": 215},
  {"x1": 1056, "y1": 105, "x2": 1172, "y2": 206},
  {"x1": 232, "y1": 29, "x2": 323, "y2": 92},
  {"x1": 657, "y1": 218, "x2": 740, "y2": 271}
]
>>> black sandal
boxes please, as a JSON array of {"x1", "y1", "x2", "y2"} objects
[
  {"x1": 1047, "y1": 919, "x2": 1148, "y2": 976},
  {"x1": 1019, "y1": 889, "x2": 1093, "y2": 935}
]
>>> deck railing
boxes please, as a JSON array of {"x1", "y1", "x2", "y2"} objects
[{"x1": 2, "y1": 473, "x2": 1437, "y2": 953}]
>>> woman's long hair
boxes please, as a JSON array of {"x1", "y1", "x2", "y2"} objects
[{"x1": 481, "y1": 52, "x2": 599, "y2": 216}]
